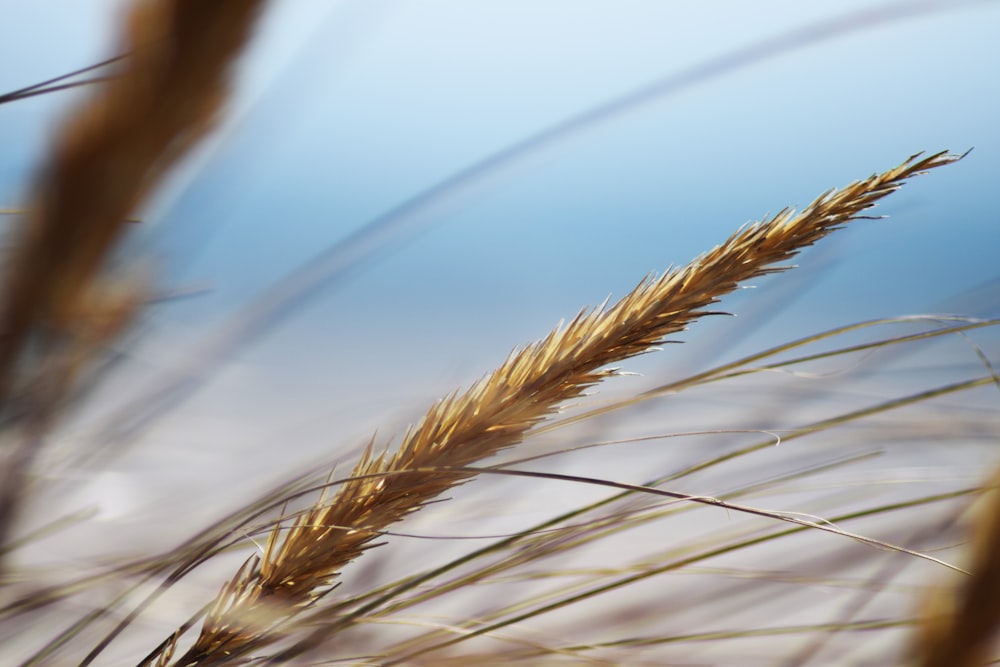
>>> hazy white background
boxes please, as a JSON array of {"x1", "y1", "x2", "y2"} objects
[{"x1": 1, "y1": 4, "x2": 999, "y2": 664}]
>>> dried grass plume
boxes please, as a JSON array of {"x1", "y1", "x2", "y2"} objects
[{"x1": 171, "y1": 151, "x2": 961, "y2": 665}]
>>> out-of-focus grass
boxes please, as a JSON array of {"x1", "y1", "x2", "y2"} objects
[{"x1": 0, "y1": 2, "x2": 998, "y2": 666}]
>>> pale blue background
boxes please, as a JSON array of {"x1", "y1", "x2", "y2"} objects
[
  {"x1": 2, "y1": 9, "x2": 998, "y2": 664},
  {"x1": 1, "y1": 0, "x2": 998, "y2": 460}
]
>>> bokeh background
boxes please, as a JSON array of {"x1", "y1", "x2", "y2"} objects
[{"x1": 0, "y1": 4, "x2": 999, "y2": 653}]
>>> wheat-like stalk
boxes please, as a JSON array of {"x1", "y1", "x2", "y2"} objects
[{"x1": 167, "y1": 150, "x2": 961, "y2": 665}]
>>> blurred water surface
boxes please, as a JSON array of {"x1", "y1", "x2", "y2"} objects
[{"x1": 0, "y1": 6, "x2": 998, "y2": 662}]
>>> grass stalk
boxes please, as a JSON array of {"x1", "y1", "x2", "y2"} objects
[{"x1": 169, "y1": 151, "x2": 960, "y2": 664}]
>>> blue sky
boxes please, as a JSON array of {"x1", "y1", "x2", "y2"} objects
[{"x1": 1, "y1": 1, "x2": 998, "y2": 453}]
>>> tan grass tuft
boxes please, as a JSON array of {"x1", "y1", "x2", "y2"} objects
[
  {"x1": 172, "y1": 151, "x2": 960, "y2": 664},
  {"x1": 914, "y1": 464, "x2": 1000, "y2": 667},
  {"x1": 0, "y1": 0, "x2": 264, "y2": 557}
]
